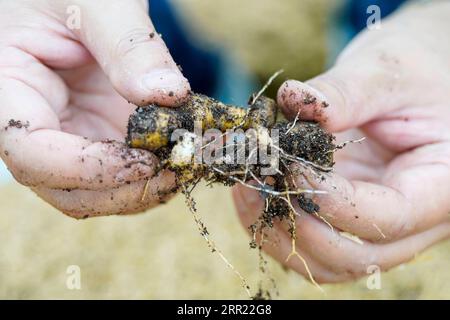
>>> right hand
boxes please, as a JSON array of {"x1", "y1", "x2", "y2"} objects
[
  {"x1": 233, "y1": 2, "x2": 450, "y2": 283},
  {"x1": 0, "y1": 0, "x2": 191, "y2": 218}
]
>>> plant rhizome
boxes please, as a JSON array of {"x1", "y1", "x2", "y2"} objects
[{"x1": 126, "y1": 85, "x2": 340, "y2": 298}]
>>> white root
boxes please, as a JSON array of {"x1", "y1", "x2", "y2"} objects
[
  {"x1": 170, "y1": 132, "x2": 197, "y2": 167},
  {"x1": 340, "y1": 232, "x2": 364, "y2": 245},
  {"x1": 251, "y1": 69, "x2": 284, "y2": 105}
]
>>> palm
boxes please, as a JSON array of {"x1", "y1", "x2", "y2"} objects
[
  {"x1": 333, "y1": 128, "x2": 392, "y2": 183},
  {"x1": 56, "y1": 62, "x2": 136, "y2": 142}
]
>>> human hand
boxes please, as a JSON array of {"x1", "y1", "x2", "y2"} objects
[
  {"x1": 233, "y1": 2, "x2": 450, "y2": 283},
  {"x1": 0, "y1": 0, "x2": 190, "y2": 218}
]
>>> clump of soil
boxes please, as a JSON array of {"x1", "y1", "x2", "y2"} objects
[
  {"x1": 126, "y1": 92, "x2": 336, "y2": 298},
  {"x1": 5, "y1": 119, "x2": 30, "y2": 130}
]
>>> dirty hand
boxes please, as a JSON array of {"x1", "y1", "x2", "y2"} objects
[
  {"x1": 0, "y1": 0, "x2": 190, "y2": 218},
  {"x1": 234, "y1": 2, "x2": 450, "y2": 283}
]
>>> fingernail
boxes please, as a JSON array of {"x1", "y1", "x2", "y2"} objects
[{"x1": 142, "y1": 69, "x2": 186, "y2": 92}]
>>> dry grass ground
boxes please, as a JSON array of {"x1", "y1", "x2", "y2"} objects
[{"x1": 0, "y1": 182, "x2": 449, "y2": 299}]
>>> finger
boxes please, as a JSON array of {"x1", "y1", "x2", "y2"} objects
[
  {"x1": 0, "y1": 46, "x2": 69, "y2": 115},
  {"x1": 233, "y1": 184, "x2": 450, "y2": 283},
  {"x1": 2, "y1": 128, "x2": 159, "y2": 190},
  {"x1": 382, "y1": 143, "x2": 450, "y2": 232},
  {"x1": 0, "y1": 1, "x2": 92, "y2": 69},
  {"x1": 33, "y1": 170, "x2": 177, "y2": 219},
  {"x1": 232, "y1": 185, "x2": 340, "y2": 284},
  {"x1": 276, "y1": 50, "x2": 425, "y2": 132},
  {"x1": 60, "y1": 0, "x2": 190, "y2": 106},
  {"x1": 231, "y1": 179, "x2": 368, "y2": 283},
  {"x1": 361, "y1": 106, "x2": 450, "y2": 152},
  {"x1": 293, "y1": 167, "x2": 412, "y2": 242},
  {"x1": 292, "y1": 143, "x2": 450, "y2": 242},
  {"x1": 291, "y1": 212, "x2": 450, "y2": 280},
  {"x1": 0, "y1": 78, "x2": 158, "y2": 190},
  {"x1": 252, "y1": 193, "x2": 450, "y2": 281}
]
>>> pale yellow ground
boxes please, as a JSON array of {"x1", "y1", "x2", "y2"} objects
[{"x1": 0, "y1": 182, "x2": 449, "y2": 299}]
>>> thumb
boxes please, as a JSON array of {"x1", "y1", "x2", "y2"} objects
[
  {"x1": 277, "y1": 61, "x2": 404, "y2": 132},
  {"x1": 64, "y1": 0, "x2": 190, "y2": 106}
]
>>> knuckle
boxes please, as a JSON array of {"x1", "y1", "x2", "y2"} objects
[
  {"x1": 60, "y1": 209, "x2": 85, "y2": 220},
  {"x1": 389, "y1": 204, "x2": 415, "y2": 240},
  {"x1": 113, "y1": 27, "x2": 164, "y2": 60},
  {"x1": 7, "y1": 163, "x2": 30, "y2": 186},
  {"x1": 0, "y1": 46, "x2": 33, "y2": 70},
  {"x1": 60, "y1": 208, "x2": 85, "y2": 219},
  {"x1": 312, "y1": 275, "x2": 328, "y2": 285},
  {"x1": 330, "y1": 263, "x2": 371, "y2": 283}
]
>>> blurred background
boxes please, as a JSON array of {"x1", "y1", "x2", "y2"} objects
[{"x1": 0, "y1": 0, "x2": 449, "y2": 299}]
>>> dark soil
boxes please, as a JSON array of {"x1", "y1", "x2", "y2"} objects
[
  {"x1": 5, "y1": 119, "x2": 30, "y2": 130},
  {"x1": 127, "y1": 92, "x2": 335, "y2": 221},
  {"x1": 126, "y1": 92, "x2": 336, "y2": 299}
]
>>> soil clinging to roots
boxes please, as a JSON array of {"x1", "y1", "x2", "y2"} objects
[{"x1": 126, "y1": 91, "x2": 336, "y2": 298}]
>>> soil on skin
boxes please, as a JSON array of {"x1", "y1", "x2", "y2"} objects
[{"x1": 5, "y1": 119, "x2": 30, "y2": 130}]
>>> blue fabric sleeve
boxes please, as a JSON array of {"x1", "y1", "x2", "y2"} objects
[
  {"x1": 149, "y1": 0, "x2": 220, "y2": 96},
  {"x1": 346, "y1": 0, "x2": 407, "y2": 36}
]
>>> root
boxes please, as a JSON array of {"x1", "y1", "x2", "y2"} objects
[
  {"x1": 141, "y1": 179, "x2": 151, "y2": 202},
  {"x1": 285, "y1": 211, "x2": 322, "y2": 292},
  {"x1": 126, "y1": 88, "x2": 341, "y2": 298},
  {"x1": 251, "y1": 69, "x2": 284, "y2": 105},
  {"x1": 181, "y1": 184, "x2": 252, "y2": 298},
  {"x1": 314, "y1": 212, "x2": 335, "y2": 233},
  {"x1": 285, "y1": 237, "x2": 323, "y2": 293},
  {"x1": 281, "y1": 179, "x2": 324, "y2": 292},
  {"x1": 340, "y1": 231, "x2": 364, "y2": 245},
  {"x1": 253, "y1": 229, "x2": 279, "y2": 300},
  {"x1": 372, "y1": 223, "x2": 386, "y2": 239},
  {"x1": 212, "y1": 166, "x2": 327, "y2": 197},
  {"x1": 326, "y1": 137, "x2": 366, "y2": 155},
  {"x1": 285, "y1": 109, "x2": 301, "y2": 135},
  {"x1": 281, "y1": 187, "x2": 323, "y2": 292}
]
